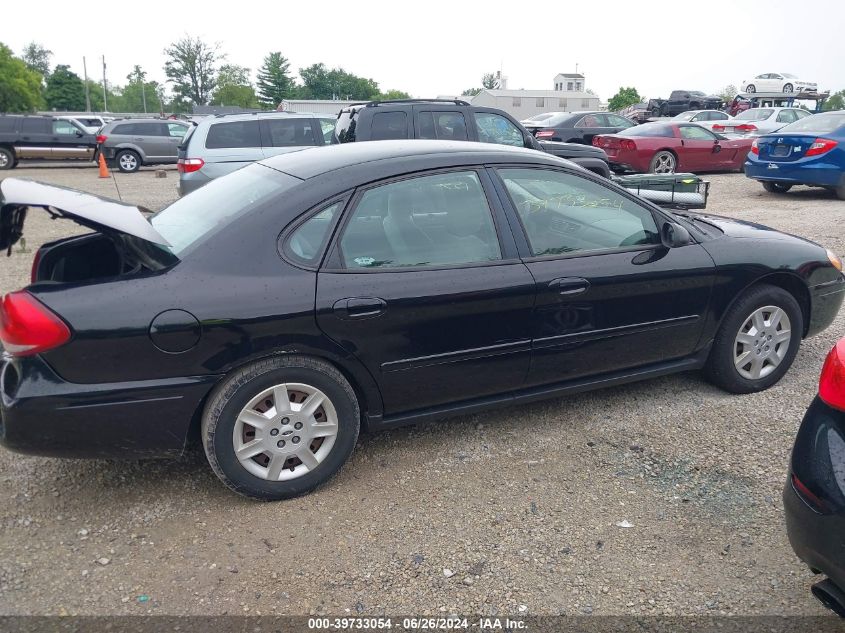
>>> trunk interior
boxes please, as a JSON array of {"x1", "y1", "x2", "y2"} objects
[{"x1": 34, "y1": 233, "x2": 123, "y2": 283}]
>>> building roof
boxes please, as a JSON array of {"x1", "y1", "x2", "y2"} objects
[
  {"x1": 476, "y1": 89, "x2": 596, "y2": 98},
  {"x1": 555, "y1": 73, "x2": 585, "y2": 79}
]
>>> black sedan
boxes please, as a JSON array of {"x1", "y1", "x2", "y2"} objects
[
  {"x1": 524, "y1": 111, "x2": 636, "y2": 144},
  {"x1": 785, "y1": 337, "x2": 845, "y2": 616},
  {"x1": 0, "y1": 140, "x2": 843, "y2": 500}
]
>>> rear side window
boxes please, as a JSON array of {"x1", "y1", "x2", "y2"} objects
[
  {"x1": 111, "y1": 123, "x2": 136, "y2": 135},
  {"x1": 417, "y1": 111, "x2": 469, "y2": 141},
  {"x1": 284, "y1": 202, "x2": 343, "y2": 265},
  {"x1": 370, "y1": 111, "x2": 407, "y2": 140},
  {"x1": 264, "y1": 118, "x2": 316, "y2": 147},
  {"x1": 21, "y1": 118, "x2": 49, "y2": 134},
  {"x1": 205, "y1": 120, "x2": 261, "y2": 149},
  {"x1": 0, "y1": 118, "x2": 18, "y2": 132},
  {"x1": 135, "y1": 122, "x2": 166, "y2": 136}
]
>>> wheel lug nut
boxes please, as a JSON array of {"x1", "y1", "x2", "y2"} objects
[
  {"x1": 281, "y1": 417, "x2": 290, "y2": 424},
  {"x1": 292, "y1": 436, "x2": 300, "y2": 444},
  {"x1": 294, "y1": 422, "x2": 303, "y2": 430},
  {"x1": 270, "y1": 428, "x2": 279, "y2": 436},
  {"x1": 277, "y1": 440, "x2": 285, "y2": 448}
]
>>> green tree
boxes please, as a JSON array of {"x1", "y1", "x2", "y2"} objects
[
  {"x1": 461, "y1": 87, "x2": 481, "y2": 97},
  {"x1": 718, "y1": 84, "x2": 739, "y2": 103},
  {"x1": 608, "y1": 86, "x2": 642, "y2": 112},
  {"x1": 211, "y1": 64, "x2": 258, "y2": 108},
  {"x1": 256, "y1": 52, "x2": 294, "y2": 108},
  {"x1": 823, "y1": 90, "x2": 845, "y2": 111},
  {"x1": 44, "y1": 65, "x2": 86, "y2": 111},
  {"x1": 121, "y1": 65, "x2": 163, "y2": 113},
  {"x1": 20, "y1": 42, "x2": 52, "y2": 80},
  {"x1": 482, "y1": 73, "x2": 497, "y2": 89},
  {"x1": 164, "y1": 35, "x2": 221, "y2": 105},
  {"x1": 372, "y1": 89, "x2": 411, "y2": 101},
  {"x1": 0, "y1": 43, "x2": 43, "y2": 112},
  {"x1": 297, "y1": 63, "x2": 380, "y2": 100}
]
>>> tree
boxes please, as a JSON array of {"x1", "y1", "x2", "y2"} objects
[
  {"x1": 608, "y1": 87, "x2": 642, "y2": 112},
  {"x1": 718, "y1": 84, "x2": 739, "y2": 103},
  {"x1": 211, "y1": 64, "x2": 258, "y2": 108},
  {"x1": 0, "y1": 43, "x2": 43, "y2": 112},
  {"x1": 256, "y1": 52, "x2": 294, "y2": 108},
  {"x1": 823, "y1": 90, "x2": 845, "y2": 111},
  {"x1": 164, "y1": 36, "x2": 222, "y2": 106},
  {"x1": 482, "y1": 73, "x2": 497, "y2": 89},
  {"x1": 44, "y1": 65, "x2": 86, "y2": 111},
  {"x1": 297, "y1": 63, "x2": 380, "y2": 100},
  {"x1": 20, "y1": 42, "x2": 52, "y2": 79},
  {"x1": 372, "y1": 89, "x2": 411, "y2": 101},
  {"x1": 461, "y1": 87, "x2": 482, "y2": 97}
]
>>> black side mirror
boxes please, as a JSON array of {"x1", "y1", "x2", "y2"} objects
[
  {"x1": 76, "y1": 131, "x2": 84, "y2": 137},
  {"x1": 661, "y1": 221, "x2": 691, "y2": 248}
]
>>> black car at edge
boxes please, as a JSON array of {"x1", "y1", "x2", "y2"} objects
[{"x1": 0, "y1": 140, "x2": 843, "y2": 500}]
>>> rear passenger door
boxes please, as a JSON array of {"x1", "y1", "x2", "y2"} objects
[
  {"x1": 200, "y1": 119, "x2": 263, "y2": 180},
  {"x1": 260, "y1": 118, "x2": 319, "y2": 157},
  {"x1": 314, "y1": 168, "x2": 536, "y2": 416},
  {"x1": 17, "y1": 118, "x2": 52, "y2": 159},
  {"x1": 413, "y1": 107, "x2": 470, "y2": 141}
]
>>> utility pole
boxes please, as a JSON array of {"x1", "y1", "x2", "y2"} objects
[
  {"x1": 102, "y1": 55, "x2": 108, "y2": 112},
  {"x1": 141, "y1": 80, "x2": 147, "y2": 113},
  {"x1": 82, "y1": 57, "x2": 92, "y2": 112}
]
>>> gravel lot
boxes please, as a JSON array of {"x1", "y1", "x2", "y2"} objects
[{"x1": 0, "y1": 164, "x2": 843, "y2": 617}]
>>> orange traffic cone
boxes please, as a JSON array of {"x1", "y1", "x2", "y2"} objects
[{"x1": 98, "y1": 152, "x2": 110, "y2": 179}]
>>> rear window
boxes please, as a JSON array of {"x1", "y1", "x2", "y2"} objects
[
  {"x1": 335, "y1": 110, "x2": 356, "y2": 143},
  {"x1": 370, "y1": 111, "x2": 407, "y2": 140},
  {"x1": 264, "y1": 118, "x2": 316, "y2": 147},
  {"x1": 618, "y1": 123, "x2": 675, "y2": 138},
  {"x1": 0, "y1": 117, "x2": 17, "y2": 132},
  {"x1": 150, "y1": 163, "x2": 298, "y2": 256},
  {"x1": 205, "y1": 120, "x2": 261, "y2": 149},
  {"x1": 544, "y1": 113, "x2": 576, "y2": 126},
  {"x1": 736, "y1": 109, "x2": 773, "y2": 121},
  {"x1": 778, "y1": 113, "x2": 845, "y2": 135}
]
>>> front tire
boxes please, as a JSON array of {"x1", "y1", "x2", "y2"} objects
[
  {"x1": 116, "y1": 149, "x2": 141, "y2": 173},
  {"x1": 202, "y1": 356, "x2": 359, "y2": 500},
  {"x1": 783, "y1": 83, "x2": 794, "y2": 93},
  {"x1": 0, "y1": 147, "x2": 16, "y2": 170},
  {"x1": 746, "y1": 84, "x2": 756, "y2": 93},
  {"x1": 705, "y1": 284, "x2": 802, "y2": 393},
  {"x1": 649, "y1": 150, "x2": 676, "y2": 174},
  {"x1": 762, "y1": 181, "x2": 793, "y2": 194}
]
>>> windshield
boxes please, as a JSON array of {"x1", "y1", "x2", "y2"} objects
[
  {"x1": 673, "y1": 112, "x2": 697, "y2": 121},
  {"x1": 782, "y1": 73, "x2": 797, "y2": 79},
  {"x1": 778, "y1": 113, "x2": 845, "y2": 135},
  {"x1": 151, "y1": 164, "x2": 299, "y2": 256},
  {"x1": 736, "y1": 109, "x2": 773, "y2": 121},
  {"x1": 617, "y1": 123, "x2": 675, "y2": 138},
  {"x1": 691, "y1": 91, "x2": 706, "y2": 96}
]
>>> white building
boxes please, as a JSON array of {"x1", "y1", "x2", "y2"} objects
[
  {"x1": 470, "y1": 89, "x2": 600, "y2": 119},
  {"x1": 554, "y1": 73, "x2": 585, "y2": 92}
]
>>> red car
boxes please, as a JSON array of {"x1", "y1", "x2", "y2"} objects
[{"x1": 593, "y1": 122, "x2": 754, "y2": 173}]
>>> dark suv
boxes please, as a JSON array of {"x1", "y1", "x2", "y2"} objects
[
  {"x1": 0, "y1": 115, "x2": 97, "y2": 169},
  {"x1": 334, "y1": 99, "x2": 611, "y2": 177}
]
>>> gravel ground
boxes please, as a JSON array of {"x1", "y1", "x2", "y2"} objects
[{"x1": 0, "y1": 165, "x2": 843, "y2": 617}]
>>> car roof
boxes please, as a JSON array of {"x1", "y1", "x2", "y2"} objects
[
  {"x1": 260, "y1": 140, "x2": 564, "y2": 180},
  {"x1": 192, "y1": 111, "x2": 332, "y2": 128}
]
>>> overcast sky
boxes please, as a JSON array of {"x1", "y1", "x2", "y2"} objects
[{"x1": 3, "y1": 0, "x2": 844, "y2": 103}]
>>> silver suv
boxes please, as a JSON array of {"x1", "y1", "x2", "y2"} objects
[
  {"x1": 99, "y1": 119, "x2": 190, "y2": 172},
  {"x1": 176, "y1": 112, "x2": 335, "y2": 196}
]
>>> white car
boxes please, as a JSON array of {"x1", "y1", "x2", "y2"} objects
[
  {"x1": 710, "y1": 107, "x2": 812, "y2": 136},
  {"x1": 519, "y1": 112, "x2": 564, "y2": 126},
  {"x1": 57, "y1": 115, "x2": 107, "y2": 134},
  {"x1": 741, "y1": 73, "x2": 818, "y2": 94},
  {"x1": 671, "y1": 110, "x2": 732, "y2": 131}
]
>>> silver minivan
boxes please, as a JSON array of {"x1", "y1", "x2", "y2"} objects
[
  {"x1": 99, "y1": 119, "x2": 190, "y2": 172},
  {"x1": 177, "y1": 112, "x2": 335, "y2": 196}
]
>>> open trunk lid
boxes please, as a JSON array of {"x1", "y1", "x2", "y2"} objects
[{"x1": 0, "y1": 178, "x2": 170, "y2": 254}]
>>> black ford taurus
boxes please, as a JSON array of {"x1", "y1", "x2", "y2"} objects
[{"x1": 0, "y1": 140, "x2": 843, "y2": 500}]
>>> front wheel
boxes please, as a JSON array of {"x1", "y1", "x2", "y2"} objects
[
  {"x1": 202, "y1": 356, "x2": 360, "y2": 500},
  {"x1": 783, "y1": 83, "x2": 794, "y2": 93},
  {"x1": 649, "y1": 151, "x2": 676, "y2": 174},
  {"x1": 704, "y1": 284, "x2": 802, "y2": 393},
  {"x1": 0, "y1": 147, "x2": 16, "y2": 170},
  {"x1": 746, "y1": 84, "x2": 756, "y2": 93},
  {"x1": 762, "y1": 181, "x2": 792, "y2": 194}
]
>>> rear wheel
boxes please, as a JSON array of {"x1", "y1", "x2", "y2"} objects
[
  {"x1": 202, "y1": 356, "x2": 360, "y2": 500},
  {"x1": 783, "y1": 83, "x2": 794, "y2": 93},
  {"x1": 705, "y1": 284, "x2": 802, "y2": 393},
  {"x1": 0, "y1": 147, "x2": 15, "y2": 170},
  {"x1": 746, "y1": 84, "x2": 756, "y2": 93},
  {"x1": 762, "y1": 181, "x2": 792, "y2": 194},
  {"x1": 649, "y1": 151, "x2": 676, "y2": 174},
  {"x1": 116, "y1": 149, "x2": 141, "y2": 173}
]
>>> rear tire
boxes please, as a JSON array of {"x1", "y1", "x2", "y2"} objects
[
  {"x1": 649, "y1": 151, "x2": 676, "y2": 174},
  {"x1": 746, "y1": 84, "x2": 756, "y2": 93},
  {"x1": 0, "y1": 147, "x2": 16, "y2": 170},
  {"x1": 762, "y1": 181, "x2": 792, "y2": 194},
  {"x1": 704, "y1": 284, "x2": 802, "y2": 394},
  {"x1": 116, "y1": 149, "x2": 141, "y2": 173},
  {"x1": 202, "y1": 355, "x2": 360, "y2": 501}
]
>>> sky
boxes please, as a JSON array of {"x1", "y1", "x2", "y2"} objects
[{"x1": 3, "y1": 0, "x2": 844, "y2": 104}]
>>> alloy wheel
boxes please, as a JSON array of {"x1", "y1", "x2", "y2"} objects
[
  {"x1": 653, "y1": 153, "x2": 676, "y2": 174},
  {"x1": 0, "y1": 153, "x2": 9, "y2": 168},
  {"x1": 232, "y1": 382, "x2": 339, "y2": 481},
  {"x1": 119, "y1": 154, "x2": 138, "y2": 171},
  {"x1": 733, "y1": 305, "x2": 792, "y2": 380}
]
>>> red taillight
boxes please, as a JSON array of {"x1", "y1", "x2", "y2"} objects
[
  {"x1": 805, "y1": 138, "x2": 838, "y2": 157},
  {"x1": 535, "y1": 130, "x2": 554, "y2": 139},
  {"x1": 0, "y1": 291, "x2": 71, "y2": 357},
  {"x1": 819, "y1": 339, "x2": 845, "y2": 412},
  {"x1": 751, "y1": 139, "x2": 759, "y2": 155},
  {"x1": 592, "y1": 137, "x2": 601, "y2": 146},
  {"x1": 96, "y1": 134, "x2": 107, "y2": 144},
  {"x1": 736, "y1": 124, "x2": 757, "y2": 133},
  {"x1": 712, "y1": 124, "x2": 725, "y2": 132},
  {"x1": 621, "y1": 139, "x2": 637, "y2": 151},
  {"x1": 177, "y1": 158, "x2": 204, "y2": 174}
]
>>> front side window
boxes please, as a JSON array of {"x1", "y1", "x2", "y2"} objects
[
  {"x1": 736, "y1": 108, "x2": 774, "y2": 121},
  {"x1": 167, "y1": 123, "x2": 188, "y2": 138},
  {"x1": 776, "y1": 110, "x2": 798, "y2": 124},
  {"x1": 475, "y1": 112, "x2": 524, "y2": 147},
  {"x1": 338, "y1": 171, "x2": 501, "y2": 269},
  {"x1": 53, "y1": 120, "x2": 79, "y2": 135},
  {"x1": 205, "y1": 120, "x2": 261, "y2": 149},
  {"x1": 265, "y1": 118, "x2": 315, "y2": 146},
  {"x1": 284, "y1": 202, "x2": 342, "y2": 265},
  {"x1": 370, "y1": 111, "x2": 407, "y2": 140},
  {"x1": 607, "y1": 114, "x2": 634, "y2": 128},
  {"x1": 498, "y1": 168, "x2": 660, "y2": 257},
  {"x1": 319, "y1": 118, "x2": 335, "y2": 143},
  {"x1": 679, "y1": 125, "x2": 717, "y2": 140},
  {"x1": 575, "y1": 114, "x2": 602, "y2": 128}
]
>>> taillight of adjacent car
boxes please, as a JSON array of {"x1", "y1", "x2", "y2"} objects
[
  {"x1": 712, "y1": 124, "x2": 725, "y2": 132},
  {"x1": 0, "y1": 291, "x2": 71, "y2": 357},
  {"x1": 751, "y1": 139, "x2": 759, "y2": 155},
  {"x1": 177, "y1": 158, "x2": 204, "y2": 174},
  {"x1": 96, "y1": 134, "x2": 108, "y2": 144},
  {"x1": 736, "y1": 124, "x2": 758, "y2": 133},
  {"x1": 535, "y1": 130, "x2": 555, "y2": 139},
  {"x1": 806, "y1": 138, "x2": 838, "y2": 157},
  {"x1": 819, "y1": 339, "x2": 845, "y2": 412}
]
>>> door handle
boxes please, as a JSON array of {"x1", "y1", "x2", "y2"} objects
[
  {"x1": 548, "y1": 277, "x2": 590, "y2": 296},
  {"x1": 332, "y1": 297, "x2": 387, "y2": 319},
  {"x1": 134, "y1": 137, "x2": 144, "y2": 141}
]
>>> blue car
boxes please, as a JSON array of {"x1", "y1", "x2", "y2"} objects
[{"x1": 745, "y1": 111, "x2": 845, "y2": 200}]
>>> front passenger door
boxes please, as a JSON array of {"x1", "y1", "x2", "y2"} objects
[
  {"x1": 492, "y1": 167, "x2": 715, "y2": 388},
  {"x1": 51, "y1": 119, "x2": 94, "y2": 159}
]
